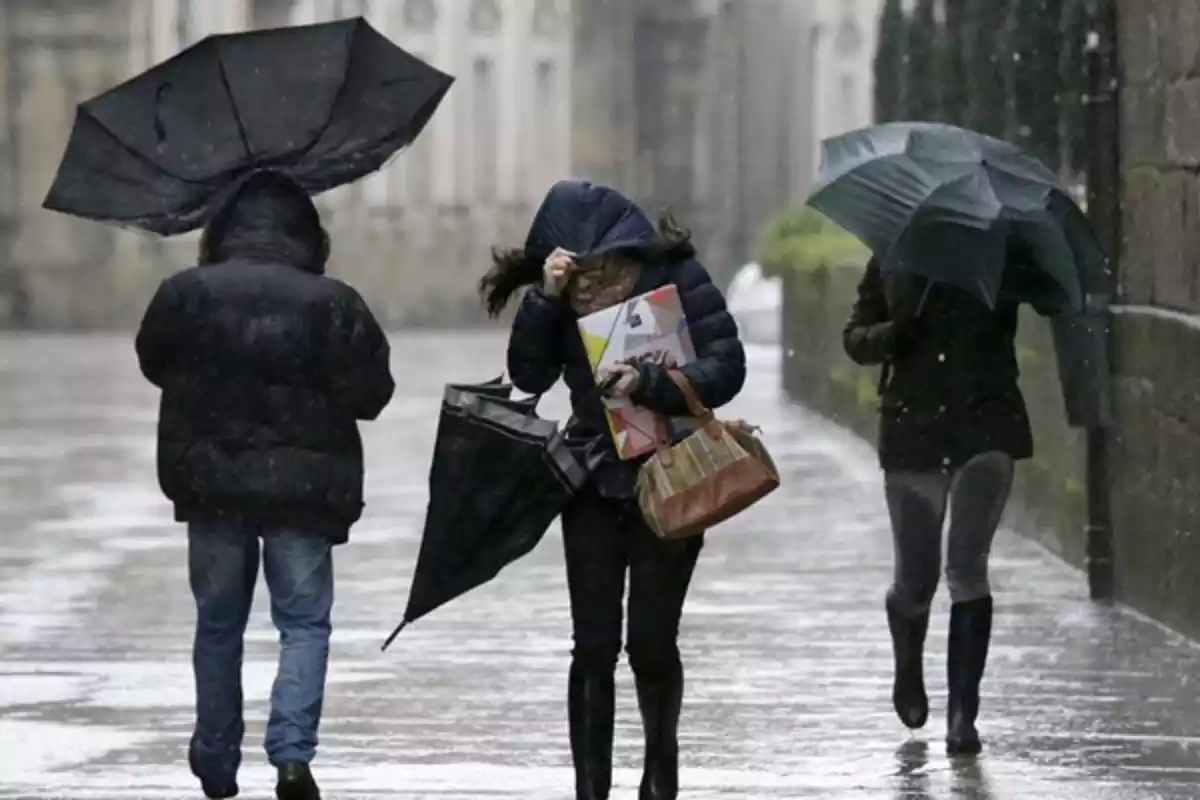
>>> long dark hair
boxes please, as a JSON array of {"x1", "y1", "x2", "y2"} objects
[{"x1": 478, "y1": 210, "x2": 697, "y2": 318}]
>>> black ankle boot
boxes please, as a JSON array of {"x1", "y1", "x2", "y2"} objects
[
  {"x1": 275, "y1": 762, "x2": 320, "y2": 800},
  {"x1": 636, "y1": 667, "x2": 683, "y2": 800},
  {"x1": 946, "y1": 596, "x2": 993, "y2": 756},
  {"x1": 188, "y1": 743, "x2": 238, "y2": 799},
  {"x1": 568, "y1": 661, "x2": 616, "y2": 800},
  {"x1": 886, "y1": 592, "x2": 930, "y2": 730}
]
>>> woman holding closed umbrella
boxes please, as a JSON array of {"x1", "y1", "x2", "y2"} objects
[
  {"x1": 843, "y1": 247, "x2": 1049, "y2": 756},
  {"x1": 479, "y1": 179, "x2": 746, "y2": 800}
]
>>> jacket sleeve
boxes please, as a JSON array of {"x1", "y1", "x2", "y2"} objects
[
  {"x1": 134, "y1": 278, "x2": 182, "y2": 389},
  {"x1": 632, "y1": 260, "x2": 747, "y2": 415},
  {"x1": 328, "y1": 288, "x2": 395, "y2": 421},
  {"x1": 842, "y1": 258, "x2": 896, "y2": 366},
  {"x1": 506, "y1": 287, "x2": 570, "y2": 395}
]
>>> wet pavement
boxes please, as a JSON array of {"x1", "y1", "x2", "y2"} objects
[{"x1": 2, "y1": 332, "x2": 1200, "y2": 799}]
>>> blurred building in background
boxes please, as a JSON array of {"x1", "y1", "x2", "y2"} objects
[
  {"x1": 0, "y1": 0, "x2": 571, "y2": 328},
  {"x1": 572, "y1": 0, "x2": 814, "y2": 287},
  {"x1": 0, "y1": 0, "x2": 830, "y2": 329},
  {"x1": 1, "y1": 0, "x2": 146, "y2": 328},
  {"x1": 808, "y1": 0, "x2": 883, "y2": 156}
]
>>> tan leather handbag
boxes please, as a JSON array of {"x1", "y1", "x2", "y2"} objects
[{"x1": 636, "y1": 371, "x2": 781, "y2": 540}]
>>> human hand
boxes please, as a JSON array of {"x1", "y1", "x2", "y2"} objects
[
  {"x1": 597, "y1": 362, "x2": 640, "y2": 398},
  {"x1": 542, "y1": 247, "x2": 576, "y2": 296}
]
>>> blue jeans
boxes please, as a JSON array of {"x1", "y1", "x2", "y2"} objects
[{"x1": 187, "y1": 518, "x2": 334, "y2": 785}]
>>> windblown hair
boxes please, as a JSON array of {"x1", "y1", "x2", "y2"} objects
[{"x1": 478, "y1": 210, "x2": 697, "y2": 318}]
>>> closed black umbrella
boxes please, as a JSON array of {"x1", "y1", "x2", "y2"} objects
[
  {"x1": 807, "y1": 122, "x2": 1105, "y2": 313},
  {"x1": 43, "y1": 17, "x2": 453, "y2": 235},
  {"x1": 381, "y1": 381, "x2": 594, "y2": 651}
]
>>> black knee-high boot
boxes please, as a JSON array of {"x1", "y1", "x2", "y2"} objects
[
  {"x1": 568, "y1": 660, "x2": 615, "y2": 799},
  {"x1": 886, "y1": 591, "x2": 931, "y2": 729},
  {"x1": 635, "y1": 665, "x2": 683, "y2": 800},
  {"x1": 946, "y1": 596, "x2": 993, "y2": 756}
]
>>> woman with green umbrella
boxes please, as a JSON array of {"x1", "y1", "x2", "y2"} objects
[
  {"x1": 843, "y1": 253, "x2": 1040, "y2": 756},
  {"x1": 822, "y1": 122, "x2": 1103, "y2": 756}
]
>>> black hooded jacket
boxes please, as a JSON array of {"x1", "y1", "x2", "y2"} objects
[
  {"x1": 843, "y1": 257, "x2": 1033, "y2": 472},
  {"x1": 135, "y1": 172, "x2": 395, "y2": 542},
  {"x1": 506, "y1": 179, "x2": 746, "y2": 497}
]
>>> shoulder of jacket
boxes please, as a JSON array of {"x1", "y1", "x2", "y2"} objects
[{"x1": 669, "y1": 258, "x2": 712, "y2": 291}]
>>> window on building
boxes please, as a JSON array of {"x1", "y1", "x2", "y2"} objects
[
  {"x1": 468, "y1": 0, "x2": 502, "y2": 34},
  {"x1": 532, "y1": 0, "x2": 562, "y2": 38},
  {"x1": 534, "y1": 60, "x2": 557, "y2": 194},
  {"x1": 251, "y1": 0, "x2": 295, "y2": 29},
  {"x1": 838, "y1": 74, "x2": 858, "y2": 133},
  {"x1": 835, "y1": 15, "x2": 862, "y2": 58},
  {"x1": 175, "y1": 0, "x2": 194, "y2": 47},
  {"x1": 403, "y1": 0, "x2": 437, "y2": 32},
  {"x1": 472, "y1": 57, "x2": 498, "y2": 202}
]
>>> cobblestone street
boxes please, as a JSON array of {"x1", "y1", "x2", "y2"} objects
[{"x1": 1, "y1": 333, "x2": 1199, "y2": 799}]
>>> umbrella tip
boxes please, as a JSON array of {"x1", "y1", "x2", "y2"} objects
[{"x1": 380, "y1": 620, "x2": 408, "y2": 652}]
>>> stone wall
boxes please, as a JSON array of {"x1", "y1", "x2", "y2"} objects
[{"x1": 1105, "y1": 0, "x2": 1200, "y2": 636}]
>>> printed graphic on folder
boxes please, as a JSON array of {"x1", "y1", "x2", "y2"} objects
[{"x1": 577, "y1": 284, "x2": 696, "y2": 460}]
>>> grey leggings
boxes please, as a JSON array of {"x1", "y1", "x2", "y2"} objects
[{"x1": 884, "y1": 451, "x2": 1015, "y2": 614}]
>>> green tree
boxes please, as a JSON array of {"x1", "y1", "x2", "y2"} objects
[
  {"x1": 1010, "y1": 0, "x2": 1064, "y2": 167},
  {"x1": 906, "y1": 0, "x2": 941, "y2": 121},
  {"x1": 873, "y1": 0, "x2": 907, "y2": 122},
  {"x1": 965, "y1": 0, "x2": 1010, "y2": 136},
  {"x1": 942, "y1": 0, "x2": 971, "y2": 126},
  {"x1": 1058, "y1": 0, "x2": 1090, "y2": 175}
]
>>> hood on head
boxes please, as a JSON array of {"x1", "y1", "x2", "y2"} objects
[
  {"x1": 523, "y1": 179, "x2": 657, "y2": 265},
  {"x1": 199, "y1": 170, "x2": 329, "y2": 274}
]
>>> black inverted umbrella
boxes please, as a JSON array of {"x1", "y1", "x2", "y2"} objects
[
  {"x1": 43, "y1": 17, "x2": 453, "y2": 235},
  {"x1": 381, "y1": 381, "x2": 593, "y2": 651},
  {"x1": 807, "y1": 122, "x2": 1105, "y2": 313}
]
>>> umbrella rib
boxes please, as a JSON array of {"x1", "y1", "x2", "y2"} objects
[
  {"x1": 78, "y1": 106, "x2": 209, "y2": 186},
  {"x1": 212, "y1": 41, "x2": 254, "y2": 163},
  {"x1": 289, "y1": 21, "x2": 362, "y2": 167},
  {"x1": 879, "y1": 173, "x2": 992, "y2": 267}
]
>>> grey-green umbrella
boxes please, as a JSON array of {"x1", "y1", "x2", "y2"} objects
[{"x1": 806, "y1": 122, "x2": 1105, "y2": 312}]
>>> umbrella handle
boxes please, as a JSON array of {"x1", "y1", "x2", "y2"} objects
[{"x1": 380, "y1": 620, "x2": 409, "y2": 652}]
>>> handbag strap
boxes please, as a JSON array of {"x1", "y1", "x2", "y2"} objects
[{"x1": 665, "y1": 369, "x2": 713, "y2": 421}]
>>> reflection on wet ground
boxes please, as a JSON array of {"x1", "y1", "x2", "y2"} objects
[{"x1": 1, "y1": 333, "x2": 1200, "y2": 798}]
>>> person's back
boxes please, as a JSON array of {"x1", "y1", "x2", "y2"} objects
[{"x1": 135, "y1": 170, "x2": 394, "y2": 800}]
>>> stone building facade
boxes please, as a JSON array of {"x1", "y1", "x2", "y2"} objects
[
  {"x1": 1103, "y1": 0, "x2": 1200, "y2": 635},
  {"x1": 808, "y1": 0, "x2": 883, "y2": 163},
  {"x1": 571, "y1": 0, "x2": 814, "y2": 287},
  {"x1": 0, "y1": 0, "x2": 572, "y2": 329},
  {"x1": 1, "y1": 0, "x2": 146, "y2": 328}
]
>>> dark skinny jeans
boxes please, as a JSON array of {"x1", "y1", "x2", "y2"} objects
[{"x1": 561, "y1": 492, "x2": 703, "y2": 679}]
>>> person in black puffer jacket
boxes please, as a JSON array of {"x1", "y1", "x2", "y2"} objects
[
  {"x1": 480, "y1": 179, "x2": 745, "y2": 800},
  {"x1": 843, "y1": 250, "x2": 1051, "y2": 758},
  {"x1": 135, "y1": 170, "x2": 394, "y2": 800}
]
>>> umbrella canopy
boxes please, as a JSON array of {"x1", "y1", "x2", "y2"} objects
[
  {"x1": 382, "y1": 380, "x2": 595, "y2": 651},
  {"x1": 43, "y1": 17, "x2": 453, "y2": 235},
  {"x1": 807, "y1": 122, "x2": 1105, "y2": 313}
]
